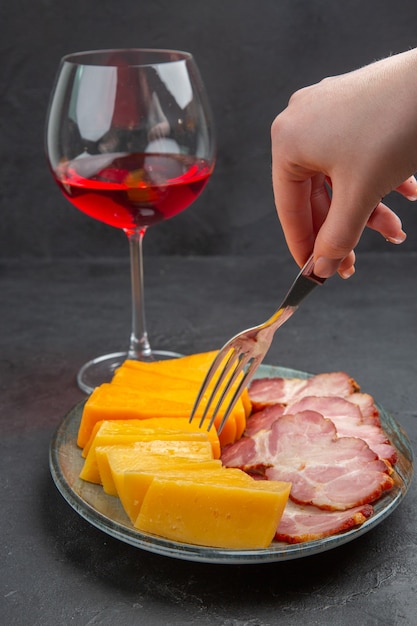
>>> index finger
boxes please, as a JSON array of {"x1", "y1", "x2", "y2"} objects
[{"x1": 272, "y1": 171, "x2": 329, "y2": 267}]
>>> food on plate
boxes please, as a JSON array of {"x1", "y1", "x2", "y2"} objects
[
  {"x1": 113, "y1": 350, "x2": 251, "y2": 417},
  {"x1": 120, "y1": 466, "x2": 256, "y2": 522},
  {"x1": 85, "y1": 417, "x2": 220, "y2": 458},
  {"x1": 219, "y1": 372, "x2": 398, "y2": 543},
  {"x1": 78, "y1": 383, "x2": 239, "y2": 448},
  {"x1": 95, "y1": 443, "x2": 218, "y2": 496},
  {"x1": 80, "y1": 431, "x2": 214, "y2": 485},
  {"x1": 248, "y1": 371, "x2": 360, "y2": 411},
  {"x1": 75, "y1": 358, "x2": 399, "y2": 548},
  {"x1": 242, "y1": 396, "x2": 396, "y2": 466},
  {"x1": 275, "y1": 500, "x2": 374, "y2": 543},
  {"x1": 135, "y1": 474, "x2": 291, "y2": 549},
  {"x1": 281, "y1": 395, "x2": 397, "y2": 465},
  {"x1": 77, "y1": 351, "x2": 251, "y2": 449},
  {"x1": 81, "y1": 418, "x2": 220, "y2": 460},
  {"x1": 88, "y1": 440, "x2": 291, "y2": 549},
  {"x1": 102, "y1": 452, "x2": 223, "y2": 519},
  {"x1": 79, "y1": 417, "x2": 221, "y2": 484},
  {"x1": 221, "y1": 410, "x2": 393, "y2": 510}
]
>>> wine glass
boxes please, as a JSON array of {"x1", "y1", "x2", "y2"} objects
[{"x1": 46, "y1": 49, "x2": 215, "y2": 393}]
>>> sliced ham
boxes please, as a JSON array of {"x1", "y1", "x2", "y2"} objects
[
  {"x1": 283, "y1": 396, "x2": 397, "y2": 465},
  {"x1": 225, "y1": 370, "x2": 399, "y2": 544},
  {"x1": 244, "y1": 396, "x2": 395, "y2": 464},
  {"x1": 249, "y1": 372, "x2": 360, "y2": 411},
  {"x1": 346, "y1": 392, "x2": 380, "y2": 424},
  {"x1": 244, "y1": 404, "x2": 285, "y2": 437},
  {"x1": 221, "y1": 410, "x2": 393, "y2": 511},
  {"x1": 245, "y1": 373, "x2": 395, "y2": 463},
  {"x1": 275, "y1": 500, "x2": 374, "y2": 544}
]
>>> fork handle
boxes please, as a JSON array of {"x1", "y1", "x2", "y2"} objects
[
  {"x1": 280, "y1": 254, "x2": 326, "y2": 310},
  {"x1": 301, "y1": 254, "x2": 326, "y2": 285}
]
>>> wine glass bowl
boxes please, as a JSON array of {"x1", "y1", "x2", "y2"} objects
[{"x1": 46, "y1": 49, "x2": 215, "y2": 393}]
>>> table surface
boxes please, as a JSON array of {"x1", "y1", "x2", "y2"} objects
[{"x1": 2, "y1": 251, "x2": 416, "y2": 626}]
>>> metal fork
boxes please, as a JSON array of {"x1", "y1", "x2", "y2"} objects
[{"x1": 189, "y1": 254, "x2": 326, "y2": 434}]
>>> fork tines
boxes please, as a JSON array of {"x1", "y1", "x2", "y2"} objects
[{"x1": 189, "y1": 346, "x2": 253, "y2": 435}]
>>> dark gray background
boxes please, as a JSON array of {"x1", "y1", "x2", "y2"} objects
[
  {"x1": 2, "y1": 0, "x2": 417, "y2": 260},
  {"x1": 2, "y1": 7, "x2": 417, "y2": 622}
]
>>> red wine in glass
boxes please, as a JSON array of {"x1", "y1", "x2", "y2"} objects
[
  {"x1": 46, "y1": 49, "x2": 216, "y2": 393},
  {"x1": 53, "y1": 152, "x2": 212, "y2": 231}
]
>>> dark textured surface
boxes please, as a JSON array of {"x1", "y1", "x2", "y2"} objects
[
  {"x1": 1, "y1": 251, "x2": 416, "y2": 625},
  {"x1": 2, "y1": 0, "x2": 417, "y2": 259}
]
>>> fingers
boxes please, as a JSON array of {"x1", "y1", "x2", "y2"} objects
[
  {"x1": 307, "y1": 174, "x2": 417, "y2": 279},
  {"x1": 395, "y1": 175, "x2": 417, "y2": 200},
  {"x1": 313, "y1": 199, "x2": 407, "y2": 279},
  {"x1": 336, "y1": 251, "x2": 356, "y2": 279},
  {"x1": 272, "y1": 176, "x2": 315, "y2": 267},
  {"x1": 310, "y1": 177, "x2": 358, "y2": 278},
  {"x1": 271, "y1": 114, "x2": 417, "y2": 280},
  {"x1": 313, "y1": 252, "x2": 356, "y2": 280},
  {"x1": 276, "y1": 182, "x2": 411, "y2": 279},
  {"x1": 310, "y1": 181, "x2": 370, "y2": 278},
  {"x1": 366, "y1": 202, "x2": 406, "y2": 244},
  {"x1": 274, "y1": 174, "x2": 357, "y2": 279}
]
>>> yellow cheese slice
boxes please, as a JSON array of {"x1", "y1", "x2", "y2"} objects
[
  {"x1": 77, "y1": 350, "x2": 252, "y2": 449},
  {"x1": 115, "y1": 352, "x2": 251, "y2": 434},
  {"x1": 95, "y1": 442, "x2": 215, "y2": 495},
  {"x1": 79, "y1": 427, "x2": 210, "y2": 485},
  {"x1": 122, "y1": 466, "x2": 254, "y2": 524},
  {"x1": 119, "y1": 351, "x2": 219, "y2": 381},
  {"x1": 77, "y1": 384, "x2": 239, "y2": 449},
  {"x1": 82, "y1": 418, "x2": 220, "y2": 460},
  {"x1": 135, "y1": 478, "x2": 291, "y2": 549}
]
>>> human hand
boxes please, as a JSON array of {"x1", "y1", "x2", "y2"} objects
[{"x1": 271, "y1": 48, "x2": 417, "y2": 278}]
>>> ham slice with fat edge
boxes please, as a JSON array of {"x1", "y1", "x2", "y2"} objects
[
  {"x1": 283, "y1": 395, "x2": 397, "y2": 465},
  {"x1": 275, "y1": 500, "x2": 374, "y2": 544},
  {"x1": 221, "y1": 410, "x2": 394, "y2": 511},
  {"x1": 245, "y1": 395, "x2": 396, "y2": 466},
  {"x1": 248, "y1": 372, "x2": 360, "y2": 411}
]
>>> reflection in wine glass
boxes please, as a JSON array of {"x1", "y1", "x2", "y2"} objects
[{"x1": 46, "y1": 49, "x2": 216, "y2": 393}]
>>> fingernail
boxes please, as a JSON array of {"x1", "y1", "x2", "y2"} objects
[
  {"x1": 339, "y1": 265, "x2": 355, "y2": 280},
  {"x1": 386, "y1": 230, "x2": 407, "y2": 244},
  {"x1": 313, "y1": 257, "x2": 342, "y2": 278},
  {"x1": 405, "y1": 195, "x2": 417, "y2": 201}
]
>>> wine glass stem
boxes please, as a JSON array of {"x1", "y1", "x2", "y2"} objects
[{"x1": 127, "y1": 228, "x2": 152, "y2": 360}]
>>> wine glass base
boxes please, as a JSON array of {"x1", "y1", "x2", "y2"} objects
[{"x1": 77, "y1": 350, "x2": 183, "y2": 395}]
